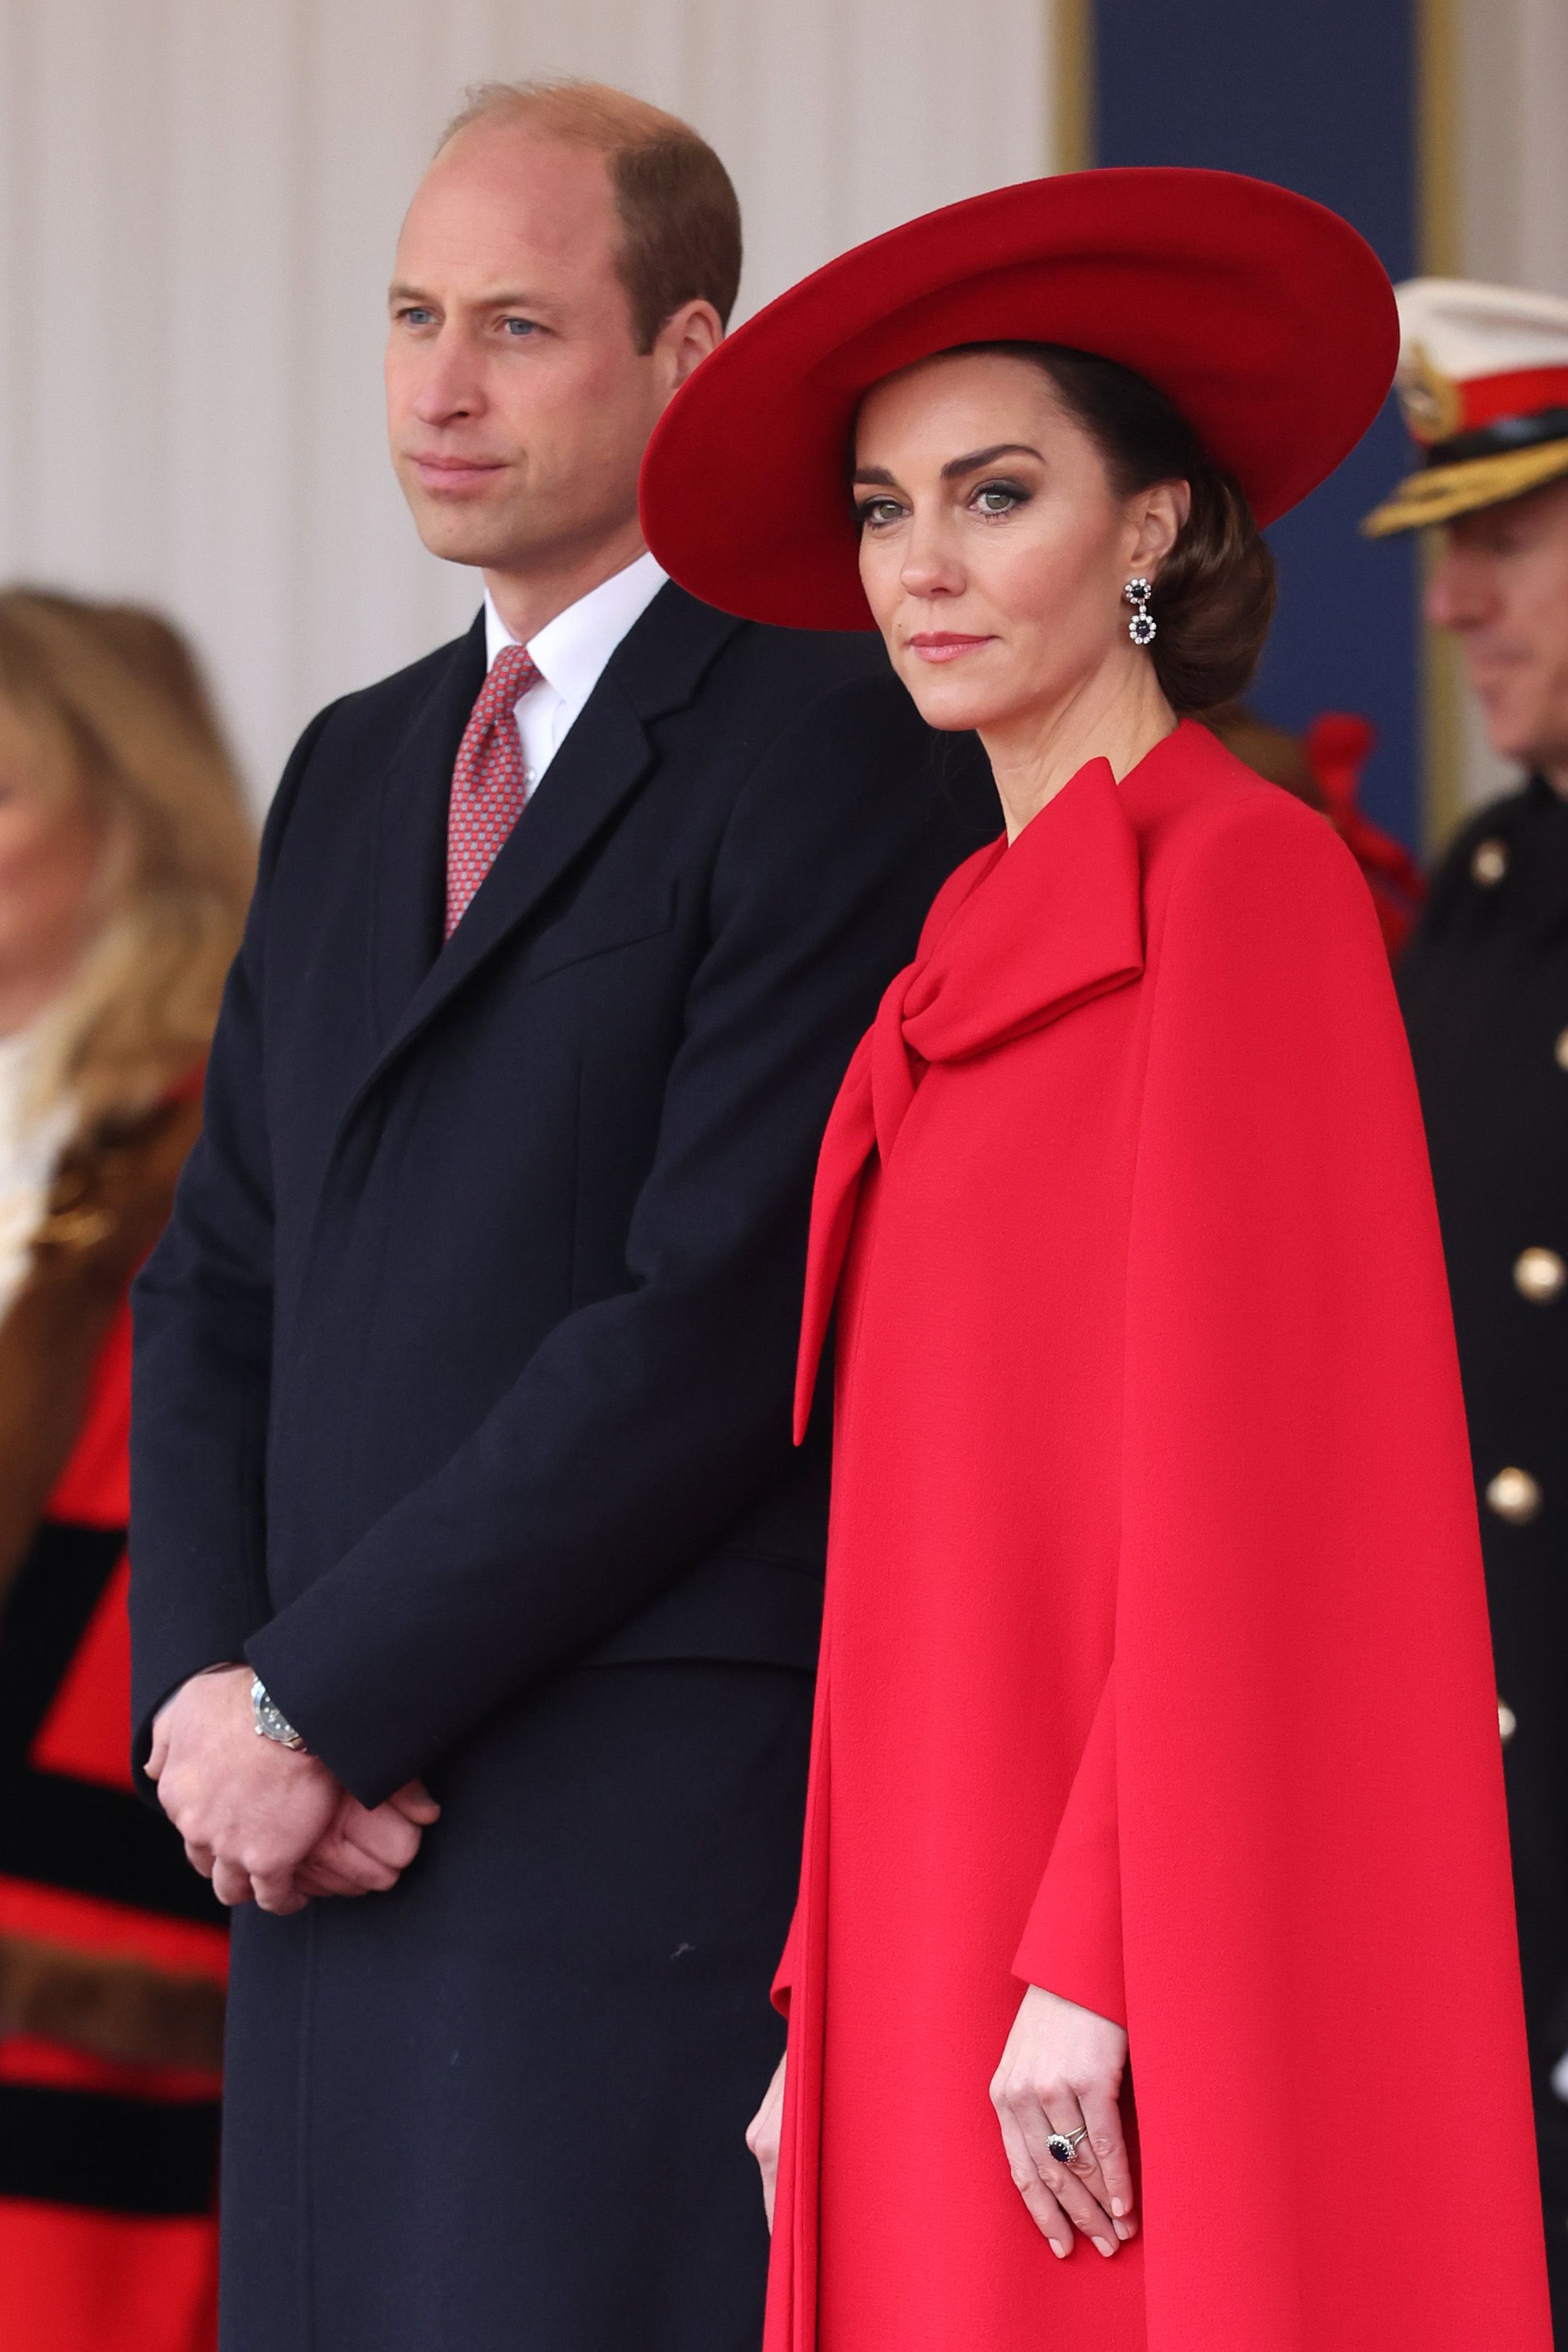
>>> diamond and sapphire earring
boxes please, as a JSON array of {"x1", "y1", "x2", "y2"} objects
[{"x1": 1123, "y1": 577, "x2": 1156, "y2": 646}]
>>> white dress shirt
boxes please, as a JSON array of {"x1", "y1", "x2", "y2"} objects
[{"x1": 482, "y1": 551, "x2": 668, "y2": 799}]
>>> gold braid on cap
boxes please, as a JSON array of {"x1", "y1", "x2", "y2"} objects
[{"x1": 1363, "y1": 436, "x2": 1568, "y2": 536}]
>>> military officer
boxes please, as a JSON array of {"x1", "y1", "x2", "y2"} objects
[{"x1": 1369, "y1": 278, "x2": 1568, "y2": 2331}]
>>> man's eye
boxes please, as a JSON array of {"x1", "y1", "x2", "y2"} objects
[
  {"x1": 502, "y1": 318, "x2": 540, "y2": 337},
  {"x1": 397, "y1": 307, "x2": 436, "y2": 328}
]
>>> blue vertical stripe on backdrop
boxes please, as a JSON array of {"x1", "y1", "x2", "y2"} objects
[{"x1": 1092, "y1": 0, "x2": 1420, "y2": 847}]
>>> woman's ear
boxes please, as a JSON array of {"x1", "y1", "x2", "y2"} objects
[{"x1": 1129, "y1": 479, "x2": 1191, "y2": 578}]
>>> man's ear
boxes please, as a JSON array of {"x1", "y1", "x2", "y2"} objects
[{"x1": 655, "y1": 300, "x2": 724, "y2": 406}]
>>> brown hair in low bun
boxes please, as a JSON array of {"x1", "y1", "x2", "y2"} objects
[{"x1": 956, "y1": 343, "x2": 1277, "y2": 711}]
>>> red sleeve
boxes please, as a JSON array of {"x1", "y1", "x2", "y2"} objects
[{"x1": 1011, "y1": 1668, "x2": 1124, "y2": 2025}]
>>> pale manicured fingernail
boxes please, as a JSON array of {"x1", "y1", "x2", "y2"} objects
[
  {"x1": 1050, "y1": 2240, "x2": 1069, "y2": 2260},
  {"x1": 1094, "y1": 2236, "x2": 1116, "y2": 2257},
  {"x1": 1111, "y1": 2199, "x2": 1126, "y2": 2217},
  {"x1": 1113, "y1": 2220, "x2": 1132, "y2": 2240}
]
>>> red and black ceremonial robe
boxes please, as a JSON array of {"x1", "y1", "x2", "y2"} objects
[{"x1": 0, "y1": 1092, "x2": 225, "y2": 2352}]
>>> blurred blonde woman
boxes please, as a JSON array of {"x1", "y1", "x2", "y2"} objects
[{"x1": 0, "y1": 591, "x2": 252, "y2": 2352}]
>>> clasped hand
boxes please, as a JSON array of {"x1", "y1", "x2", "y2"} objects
[{"x1": 148, "y1": 1665, "x2": 439, "y2": 1916}]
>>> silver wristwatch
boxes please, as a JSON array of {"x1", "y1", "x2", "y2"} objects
[{"x1": 251, "y1": 1675, "x2": 309, "y2": 1753}]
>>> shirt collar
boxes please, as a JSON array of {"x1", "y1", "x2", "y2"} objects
[{"x1": 483, "y1": 551, "x2": 668, "y2": 708}]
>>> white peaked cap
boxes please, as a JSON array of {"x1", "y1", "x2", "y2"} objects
[
  {"x1": 1395, "y1": 278, "x2": 1568, "y2": 388},
  {"x1": 1364, "y1": 278, "x2": 1568, "y2": 535}
]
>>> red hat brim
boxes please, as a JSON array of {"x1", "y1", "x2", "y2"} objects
[{"x1": 639, "y1": 169, "x2": 1399, "y2": 631}]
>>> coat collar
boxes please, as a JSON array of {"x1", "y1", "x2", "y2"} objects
[
  {"x1": 367, "y1": 611, "x2": 487, "y2": 1037},
  {"x1": 874, "y1": 748, "x2": 1144, "y2": 1140},
  {"x1": 795, "y1": 748, "x2": 1146, "y2": 1437},
  {"x1": 351, "y1": 583, "x2": 743, "y2": 1128}
]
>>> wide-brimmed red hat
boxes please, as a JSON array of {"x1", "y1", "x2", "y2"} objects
[{"x1": 639, "y1": 169, "x2": 1398, "y2": 631}]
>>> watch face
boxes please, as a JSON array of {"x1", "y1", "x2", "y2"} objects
[{"x1": 252, "y1": 1680, "x2": 303, "y2": 1748}]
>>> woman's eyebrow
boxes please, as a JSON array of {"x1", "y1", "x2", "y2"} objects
[
  {"x1": 940, "y1": 443, "x2": 1044, "y2": 479},
  {"x1": 850, "y1": 442, "x2": 1044, "y2": 489}
]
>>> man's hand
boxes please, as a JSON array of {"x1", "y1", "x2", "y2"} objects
[
  {"x1": 148, "y1": 1666, "x2": 343, "y2": 1916},
  {"x1": 150, "y1": 1670, "x2": 443, "y2": 1913},
  {"x1": 292, "y1": 1781, "x2": 441, "y2": 1899}
]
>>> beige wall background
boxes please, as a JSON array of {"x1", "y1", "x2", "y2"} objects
[{"x1": 0, "y1": 0, "x2": 1051, "y2": 804}]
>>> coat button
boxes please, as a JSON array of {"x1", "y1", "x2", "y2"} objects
[
  {"x1": 1486, "y1": 1465, "x2": 1543, "y2": 1523},
  {"x1": 1557, "y1": 1027, "x2": 1568, "y2": 1072},
  {"x1": 1499, "y1": 1700, "x2": 1518, "y2": 1743},
  {"x1": 1471, "y1": 838, "x2": 1508, "y2": 885},
  {"x1": 1515, "y1": 1247, "x2": 1567, "y2": 1302}
]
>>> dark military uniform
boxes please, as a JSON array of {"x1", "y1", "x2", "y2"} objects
[{"x1": 1400, "y1": 777, "x2": 1568, "y2": 2325}]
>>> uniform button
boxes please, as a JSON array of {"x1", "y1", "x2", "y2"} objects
[
  {"x1": 1471, "y1": 837, "x2": 1508, "y2": 886},
  {"x1": 1499, "y1": 1699, "x2": 1518, "y2": 1743},
  {"x1": 1486, "y1": 1465, "x2": 1543, "y2": 1523},
  {"x1": 1556, "y1": 1027, "x2": 1568, "y2": 1071},
  {"x1": 1515, "y1": 1247, "x2": 1567, "y2": 1302}
]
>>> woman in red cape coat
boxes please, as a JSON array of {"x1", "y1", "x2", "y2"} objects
[
  {"x1": 639, "y1": 172, "x2": 1551, "y2": 2350},
  {"x1": 774, "y1": 721, "x2": 1544, "y2": 2350}
]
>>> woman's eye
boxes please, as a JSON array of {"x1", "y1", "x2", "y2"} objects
[
  {"x1": 973, "y1": 480, "x2": 1028, "y2": 516},
  {"x1": 855, "y1": 497, "x2": 906, "y2": 529}
]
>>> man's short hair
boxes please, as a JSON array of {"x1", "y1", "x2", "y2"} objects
[{"x1": 439, "y1": 80, "x2": 743, "y2": 353}]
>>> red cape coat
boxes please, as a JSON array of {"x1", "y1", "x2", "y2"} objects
[{"x1": 769, "y1": 720, "x2": 1549, "y2": 2352}]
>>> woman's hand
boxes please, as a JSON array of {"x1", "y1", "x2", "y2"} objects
[
  {"x1": 991, "y1": 1985, "x2": 1136, "y2": 2259},
  {"x1": 746, "y1": 2050, "x2": 787, "y2": 2230}
]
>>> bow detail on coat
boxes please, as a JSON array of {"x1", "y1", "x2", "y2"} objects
[{"x1": 795, "y1": 755, "x2": 1145, "y2": 1439}]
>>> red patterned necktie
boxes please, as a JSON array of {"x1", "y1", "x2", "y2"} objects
[{"x1": 445, "y1": 642, "x2": 542, "y2": 939}]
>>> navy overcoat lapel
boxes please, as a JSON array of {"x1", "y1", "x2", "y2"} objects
[
  {"x1": 367, "y1": 611, "x2": 486, "y2": 1040},
  {"x1": 344, "y1": 583, "x2": 743, "y2": 1137}
]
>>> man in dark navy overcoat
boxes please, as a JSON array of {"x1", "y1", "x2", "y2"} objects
[{"x1": 129, "y1": 80, "x2": 995, "y2": 2352}]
